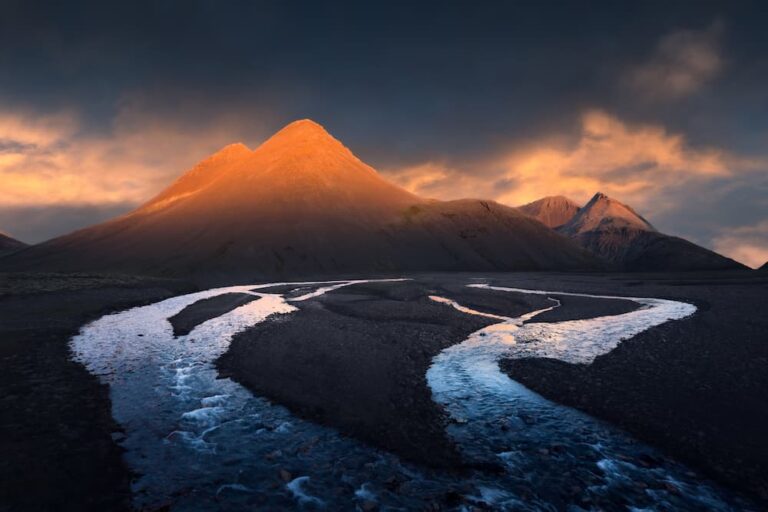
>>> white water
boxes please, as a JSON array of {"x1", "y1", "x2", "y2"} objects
[
  {"x1": 427, "y1": 285, "x2": 749, "y2": 511},
  {"x1": 71, "y1": 279, "x2": 752, "y2": 511},
  {"x1": 71, "y1": 279, "x2": 437, "y2": 510},
  {"x1": 467, "y1": 284, "x2": 698, "y2": 364}
]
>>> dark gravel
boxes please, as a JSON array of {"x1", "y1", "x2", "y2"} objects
[
  {"x1": 0, "y1": 273, "x2": 195, "y2": 512},
  {"x1": 218, "y1": 280, "x2": 499, "y2": 468},
  {"x1": 216, "y1": 277, "x2": 641, "y2": 470},
  {"x1": 169, "y1": 292, "x2": 258, "y2": 336},
  {"x1": 3, "y1": 270, "x2": 765, "y2": 509},
  {"x1": 492, "y1": 271, "x2": 768, "y2": 504}
]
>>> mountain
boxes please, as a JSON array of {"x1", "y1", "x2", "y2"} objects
[
  {"x1": 0, "y1": 232, "x2": 27, "y2": 256},
  {"x1": 760, "y1": 262, "x2": 768, "y2": 272},
  {"x1": 559, "y1": 193, "x2": 655, "y2": 234},
  {"x1": 1, "y1": 120, "x2": 598, "y2": 280},
  {"x1": 518, "y1": 196, "x2": 580, "y2": 228},
  {"x1": 558, "y1": 192, "x2": 745, "y2": 272}
]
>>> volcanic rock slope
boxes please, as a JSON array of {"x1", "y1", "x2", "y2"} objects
[
  {"x1": 0, "y1": 232, "x2": 27, "y2": 256},
  {"x1": 1, "y1": 120, "x2": 597, "y2": 279},
  {"x1": 518, "y1": 196, "x2": 581, "y2": 228},
  {"x1": 558, "y1": 193, "x2": 745, "y2": 271}
]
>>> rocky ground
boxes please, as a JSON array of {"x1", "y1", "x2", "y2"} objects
[
  {"x1": 0, "y1": 273, "x2": 195, "y2": 512},
  {"x1": 491, "y1": 271, "x2": 768, "y2": 503},
  {"x1": 215, "y1": 272, "x2": 767, "y2": 506},
  {"x1": 214, "y1": 277, "x2": 643, "y2": 470},
  {"x1": 1, "y1": 270, "x2": 765, "y2": 510}
]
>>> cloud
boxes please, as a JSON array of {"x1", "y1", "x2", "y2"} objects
[
  {"x1": 0, "y1": 101, "x2": 275, "y2": 241},
  {"x1": 3, "y1": 103, "x2": 765, "y2": 257},
  {"x1": 713, "y1": 220, "x2": 768, "y2": 269},
  {"x1": 628, "y1": 22, "x2": 723, "y2": 100},
  {"x1": 385, "y1": 109, "x2": 746, "y2": 212},
  {"x1": 0, "y1": 104, "x2": 269, "y2": 209},
  {"x1": 383, "y1": 109, "x2": 766, "y2": 263},
  {"x1": 495, "y1": 110, "x2": 742, "y2": 210},
  {"x1": 382, "y1": 162, "x2": 486, "y2": 200}
]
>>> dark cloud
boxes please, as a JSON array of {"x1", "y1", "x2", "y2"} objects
[
  {"x1": 3, "y1": 0, "x2": 764, "y2": 162},
  {"x1": 0, "y1": 0, "x2": 766, "y2": 262}
]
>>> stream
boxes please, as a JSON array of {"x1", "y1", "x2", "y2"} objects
[{"x1": 70, "y1": 279, "x2": 753, "y2": 510}]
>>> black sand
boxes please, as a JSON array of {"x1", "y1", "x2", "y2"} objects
[
  {"x1": 491, "y1": 271, "x2": 768, "y2": 503},
  {"x1": 2, "y1": 271, "x2": 766, "y2": 509},
  {"x1": 216, "y1": 277, "x2": 645, "y2": 470},
  {"x1": 217, "y1": 280, "x2": 501, "y2": 468},
  {"x1": 169, "y1": 292, "x2": 258, "y2": 336},
  {"x1": 0, "y1": 273, "x2": 195, "y2": 512}
]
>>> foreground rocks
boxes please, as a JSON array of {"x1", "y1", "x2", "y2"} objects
[
  {"x1": 493, "y1": 271, "x2": 768, "y2": 503},
  {"x1": 2, "y1": 270, "x2": 765, "y2": 508},
  {"x1": 0, "y1": 273, "x2": 195, "y2": 512},
  {"x1": 215, "y1": 277, "x2": 641, "y2": 470}
]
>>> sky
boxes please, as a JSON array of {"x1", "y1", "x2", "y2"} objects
[{"x1": 1, "y1": 0, "x2": 767, "y2": 267}]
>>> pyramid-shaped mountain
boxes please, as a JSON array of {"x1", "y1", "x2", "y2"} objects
[
  {"x1": 558, "y1": 193, "x2": 744, "y2": 271},
  {"x1": 1, "y1": 120, "x2": 598, "y2": 280},
  {"x1": 518, "y1": 196, "x2": 581, "y2": 228}
]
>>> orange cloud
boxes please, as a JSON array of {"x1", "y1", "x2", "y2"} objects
[
  {"x1": 384, "y1": 110, "x2": 752, "y2": 217},
  {"x1": 382, "y1": 162, "x2": 484, "y2": 200},
  {"x1": 3, "y1": 105, "x2": 763, "y2": 259},
  {"x1": 496, "y1": 110, "x2": 734, "y2": 209},
  {"x1": 713, "y1": 220, "x2": 768, "y2": 269},
  {"x1": 0, "y1": 106, "x2": 269, "y2": 208}
]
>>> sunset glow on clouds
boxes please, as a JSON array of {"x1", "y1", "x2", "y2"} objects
[
  {"x1": 1, "y1": 3, "x2": 766, "y2": 269},
  {"x1": 0, "y1": 106, "x2": 267, "y2": 207},
  {"x1": 713, "y1": 220, "x2": 768, "y2": 269},
  {"x1": 2, "y1": 104, "x2": 766, "y2": 267},
  {"x1": 383, "y1": 110, "x2": 767, "y2": 267},
  {"x1": 384, "y1": 110, "x2": 738, "y2": 209},
  {"x1": 497, "y1": 110, "x2": 740, "y2": 208}
]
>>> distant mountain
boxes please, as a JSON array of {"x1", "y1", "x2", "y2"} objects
[
  {"x1": 558, "y1": 193, "x2": 745, "y2": 272},
  {"x1": 760, "y1": 262, "x2": 768, "y2": 272},
  {"x1": 559, "y1": 193, "x2": 655, "y2": 234},
  {"x1": 0, "y1": 232, "x2": 27, "y2": 256},
  {"x1": 518, "y1": 196, "x2": 580, "y2": 228},
  {"x1": 1, "y1": 120, "x2": 598, "y2": 280}
]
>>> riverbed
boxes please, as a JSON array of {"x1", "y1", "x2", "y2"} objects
[{"x1": 70, "y1": 278, "x2": 755, "y2": 510}]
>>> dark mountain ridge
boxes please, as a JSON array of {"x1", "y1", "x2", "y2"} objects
[
  {"x1": 0, "y1": 232, "x2": 27, "y2": 256},
  {"x1": 557, "y1": 193, "x2": 744, "y2": 272}
]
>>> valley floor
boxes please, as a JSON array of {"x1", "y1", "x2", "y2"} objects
[
  {"x1": 493, "y1": 271, "x2": 768, "y2": 503},
  {"x1": 216, "y1": 277, "x2": 639, "y2": 469},
  {"x1": 0, "y1": 273, "x2": 195, "y2": 512},
  {"x1": 0, "y1": 270, "x2": 765, "y2": 510},
  {"x1": 216, "y1": 272, "x2": 768, "y2": 504}
]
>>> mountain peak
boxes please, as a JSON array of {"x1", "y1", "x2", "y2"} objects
[
  {"x1": 269, "y1": 118, "x2": 334, "y2": 141},
  {"x1": 518, "y1": 195, "x2": 580, "y2": 228},
  {"x1": 216, "y1": 142, "x2": 251, "y2": 154},
  {"x1": 132, "y1": 117, "x2": 419, "y2": 219},
  {"x1": 284, "y1": 118, "x2": 326, "y2": 130},
  {"x1": 205, "y1": 142, "x2": 252, "y2": 162},
  {"x1": 2, "y1": 117, "x2": 602, "y2": 277},
  {"x1": 254, "y1": 118, "x2": 356, "y2": 162},
  {"x1": 561, "y1": 192, "x2": 655, "y2": 235}
]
